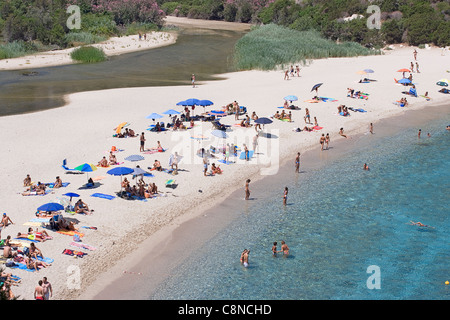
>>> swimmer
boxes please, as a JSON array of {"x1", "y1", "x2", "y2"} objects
[
  {"x1": 363, "y1": 163, "x2": 369, "y2": 170},
  {"x1": 418, "y1": 129, "x2": 421, "y2": 138},
  {"x1": 407, "y1": 221, "x2": 434, "y2": 228}
]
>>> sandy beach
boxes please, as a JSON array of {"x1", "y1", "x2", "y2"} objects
[
  {"x1": 0, "y1": 21, "x2": 449, "y2": 300},
  {"x1": 0, "y1": 31, "x2": 176, "y2": 71}
]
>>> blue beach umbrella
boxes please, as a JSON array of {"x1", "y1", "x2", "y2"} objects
[
  {"x1": 179, "y1": 98, "x2": 200, "y2": 106},
  {"x1": 284, "y1": 95, "x2": 298, "y2": 102},
  {"x1": 197, "y1": 99, "x2": 214, "y2": 106},
  {"x1": 37, "y1": 202, "x2": 64, "y2": 212},
  {"x1": 146, "y1": 113, "x2": 163, "y2": 122},
  {"x1": 254, "y1": 117, "x2": 273, "y2": 125},
  {"x1": 311, "y1": 83, "x2": 323, "y2": 92},
  {"x1": 125, "y1": 154, "x2": 145, "y2": 162},
  {"x1": 211, "y1": 130, "x2": 228, "y2": 139},
  {"x1": 107, "y1": 166, "x2": 135, "y2": 194},
  {"x1": 162, "y1": 109, "x2": 181, "y2": 115},
  {"x1": 364, "y1": 69, "x2": 375, "y2": 73},
  {"x1": 398, "y1": 78, "x2": 412, "y2": 85}
]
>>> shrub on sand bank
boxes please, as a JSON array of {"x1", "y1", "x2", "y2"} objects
[{"x1": 70, "y1": 46, "x2": 107, "y2": 63}]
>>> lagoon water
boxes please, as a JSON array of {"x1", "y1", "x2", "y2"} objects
[{"x1": 150, "y1": 110, "x2": 449, "y2": 300}]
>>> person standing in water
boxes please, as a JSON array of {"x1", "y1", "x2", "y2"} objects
[
  {"x1": 418, "y1": 129, "x2": 421, "y2": 139},
  {"x1": 278, "y1": 240, "x2": 290, "y2": 256},
  {"x1": 245, "y1": 179, "x2": 251, "y2": 200},
  {"x1": 295, "y1": 152, "x2": 300, "y2": 173},
  {"x1": 283, "y1": 187, "x2": 288, "y2": 206},
  {"x1": 191, "y1": 74, "x2": 195, "y2": 88}
]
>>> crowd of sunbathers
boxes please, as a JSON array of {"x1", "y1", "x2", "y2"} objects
[
  {"x1": 120, "y1": 176, "x2": 159, "y2": 199},
  {"x1": 347, "y1": 88, "x2": 368, "y2": 99},
  {"x1": 116, "y1": 127, "x2": 137, "y2": 138},
  {"x1": 273, "y1": 110, "x2": 292, "y2": 122},
  {"x1": 21, "y1": 174, "x2": 64, "y2": 196}
]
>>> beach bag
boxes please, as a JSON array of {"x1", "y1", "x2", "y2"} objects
[
  {"x1": 49, "y1": 216, "x2": 60, "y2": 231},
  {"x1": 73, "y1": 234, "x2": 81, "y2": 242}
]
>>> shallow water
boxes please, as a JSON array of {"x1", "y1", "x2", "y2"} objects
[
  {"x1": 150, "y1": 110, "x2": 450, "y2": 300},
  {"x1": 0, "y1": 28, "x2": 244, "y2": 116}
]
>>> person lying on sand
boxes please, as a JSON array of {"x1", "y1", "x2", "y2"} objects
[{"x1": 22, "y1": 182, "x2": 46, "y2": 196}]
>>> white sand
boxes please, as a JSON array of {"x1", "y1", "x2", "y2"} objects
[
  {"x1": 0, "y1": 40, "x2": 449, "y2": 300},
  {"x1": 0, "y1": 31, "x2": 176, "y2": 71}
]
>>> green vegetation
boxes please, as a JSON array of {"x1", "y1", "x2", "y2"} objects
[
  {"x1": 158, "y1": 0, "x2": 450, "y2": 48},
  {"x1": 0, "y1": 41, "x2": 38, "y2": 59},
  {"x1": 70, "y1": 45, "x2": 107, "y2": 63},
  {"x1": 0, "y1": 0, "x2": 166, "y2": 59},
  {"x1": 234, "y1": 24, "x2": 380, "y2": 70}
]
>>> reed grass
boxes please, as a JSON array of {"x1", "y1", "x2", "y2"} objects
[
  {"x1": 65, "y1": 32, "x2": 108, "y2": 46},
  {"x1": 234, "y1": 24, "x2": 381, "y2": 70},
  {"x1": 0, "y1": 41, "x2": 37, "y2": 60},
  {"x1": 70, "y1": 46, "x2": 107, "y2": 63}
]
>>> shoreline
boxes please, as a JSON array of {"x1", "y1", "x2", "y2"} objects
[
  {"x1": 1, "y1": 46, "x2": 448, "y2": 300},
  {"x1": 80, "y1": 100, "x2": 450, "y2": 300}
]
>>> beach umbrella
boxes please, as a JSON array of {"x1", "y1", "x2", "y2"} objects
[
  {"x1": 254, "y1": 117, "x2": 273, "y2": 131},
  {"x1": 356, "y1": 70, "x2": 367, "y2": 75},
  {"x1": 107, "y1": 166, "x2": 134, "y2": 194},
  {"x1": 211, "y1": 130, "x2": 228, "y2": 139},
  {"x1": 191, "y1": 134, "x2": 208, "y2": 140},
  {"x1": 115, "y1": 121, "x2": 129, "y2": 134},
  {"x1": 125, "y1": 154, "x2": 145, "y2": 162},
  {"x1": 364, "y1": 69, "x2": 374, "y2": 73},
  {"x1": 284, "y1": 95, "x2": 298, "y2": 102},
  {"x1": 74, "y1": 163, "x2": 97, "y2": 181},
  {"x1": 132, "y1": 166, "x2": 151, "y2": 181},
  {"x1": 162, "y1": 109, "x2": 180, "y2": 115},
  {"x1": 62, "y1": 192, "x2": 80, "y2": 201},
  {"x1": 179, "y1": 98, "x2": 200, "y2": 106},
  {"x1": 311, "y1": 83, "x2": 323, "y2": 92},
  {"x1": 436, "y1": 81, "x2": 448, "y2": 87},
  {"x1": 197, "y1": 99, "x2": 214, "y2": 113},
  {"x1": 146, "y1": 113, "x2": 163, "y2": 122},
  {"x1": 37, "y1": 202, "x2": 64, "y2": 213},
  {"x1": 398, "y1": 78, "x2": 412, "y2": 84},
  {"x1": 397, "y1": 68, "x2": 411, "y2": 73}
]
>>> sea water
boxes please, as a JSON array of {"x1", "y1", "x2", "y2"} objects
[{"x1": 150, "y1": 112, "x2": 449, "y2": 300}]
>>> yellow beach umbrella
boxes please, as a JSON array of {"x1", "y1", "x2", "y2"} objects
[{"x1": 115, "y1": 122, "x2": 129, "y2": 134}]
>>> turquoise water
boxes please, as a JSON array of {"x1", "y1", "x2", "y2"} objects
[{"x1": 150, "y1": 113, "x2": 449, "y2": 300}]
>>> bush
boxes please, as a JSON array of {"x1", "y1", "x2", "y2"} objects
[{"x1": 70, "y1": 45, "x2": 107, "y2": 63}]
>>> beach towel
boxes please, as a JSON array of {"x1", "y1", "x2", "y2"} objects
[
  {"x1": 165, "y1": 179, "x2": 176, "y2": 186},
  {"x1": 8, "y1": 262, "x2": 37, "y2": 272},
  {"x1": 37, "y1": 256, "x2": 54, "y2": 264},
  {"x1": 23, "y1": 221, "x2": 44, "y2": 227},
  {"x1": 313, "y1": 126, "x2": 323, "y2": 131},
  {"x1": 30, "y1": 218, "x2": 51, "y2": 223},
  {"x1": 143, "y1": 150, "x2": 159, "y2": 154},
  {"x1": 304, "y1": 100, "x2": 319, "y2": 103},
  {"x1": 14, "y1": 237, "x2": 40, "y2": 243},
  {"x1": 92, "y1": 176, "x2": 107, "y2": 181},
  {"x1": 56, "y1": 230, "x2": 84, "y2": 238},
  {"x1": 45, "y1": 182, "x2": 70, "y2": 188},
  {"x1": 22, "y1": 190, "x2": 52, "y2": 196},
  {"x1": 62, "y1": 248, "x2": 87, "y2": 258},
  {"x1": 239, "y1": 150, "x2": 254, "y2": 160},
  {"x1": 319, "y1": 97, "x2": 338, "y2": 102},
  {"x1": 90, "y1": 193, "x2": 115, "y2": 200},
  {"x1": 163, "y1": 168, "x2": 174, "y2": 174},
  {"x1": 69, "y1": 241, "x2": 96, "y2": 251},
  {"x1": 218, "y1": 159, "x2": 233, "y2": 165}
]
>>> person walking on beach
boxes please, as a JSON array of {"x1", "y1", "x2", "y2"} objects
[
  {"x1": 284, "y1": 69, "x2": 289, "y2": 80},
  {"x1": 413, "y1": 49, "x2": 417, "y2": 60},
  {"x1": 244, "y1": 144, "x2": 249, "y2": 161},
  {"x1": 252, "y1": 134, "x2": 258, "y2": 153},
  {"x1": 325, "y1": 133, "x2": 330, "y2": 150},
  {"x1": 283, "y1": 187, "x2": 288, "y2": 206},
  {"x1": 245, "y1": 179, "x2": 251, "y2": 200},
  {"x1": 191, "y1": 74, "x2": 195, "y2": 88},
  {"x1": 304, "y1": 108, "x2": 310, "y2": 124},
  {"x1": 369, "y1": 123, "x2": 374, "y2": 134},
  {"x1": 295, "y1": 152, "x2": 300, "y2": 173},
  {"x1": 320, "y1": 134, "x2": 325, "y2": 151},
  {"x1": 42, "y1": 277, "x2": 52, "y2": 300},
  {"x1": 296, "y1": 65, "x2": 300, "y2": 77},
  {"x1": 410, "y1": 62, "x2": 414, "y2": 72},
  {"x1": 416, "y1": 62, "x2": 420, "y2": 73},
  {"x1": 140, "y1": 132, "x2": 146, "y2": 152},
  {"x1": 203, "y1": 156, "x2": 208, "y2": 176},
  {"x1": 34, "y1": 280, "x2": 44, "y2": 300}
]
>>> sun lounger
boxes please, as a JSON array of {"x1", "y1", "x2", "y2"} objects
[{"x1": 62, "y1": 159, "x2": 83, "y2": 174}]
